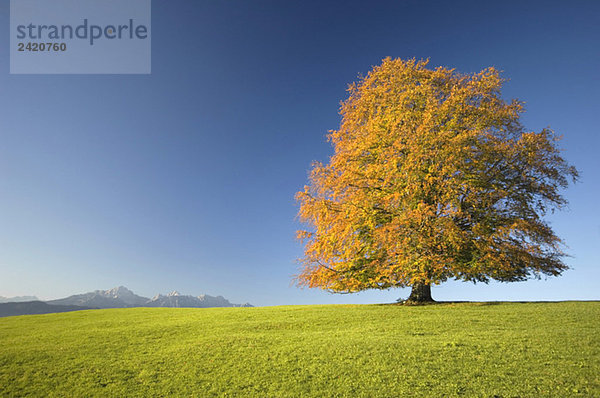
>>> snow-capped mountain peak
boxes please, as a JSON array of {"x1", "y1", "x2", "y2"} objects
[{"x1": 43, "y1": 286, "x2": 252, "y2": 309}]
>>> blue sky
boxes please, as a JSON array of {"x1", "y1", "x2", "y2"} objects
[{"x1": 0, "y1": 0, "x2": 598, "y2": 306}]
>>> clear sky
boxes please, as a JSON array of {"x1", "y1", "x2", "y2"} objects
[{"x1": 1, "y1": 0, "x2": 598, "y2": 306}]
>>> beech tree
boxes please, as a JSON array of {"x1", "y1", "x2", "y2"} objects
[{"x1": 295, "y1": 58, "x2": 578, "y2": 302}]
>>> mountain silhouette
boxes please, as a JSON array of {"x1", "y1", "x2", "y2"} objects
[
  {"x1": 0, "y1": 295, "x2": 39, "y2": 303},
  {"x1": 1, "y1": 286, "x2": 253, "y2": 317},
  {"x1": 47, "y1": 286, "x2": 149, "y2": 309},
  {"x1": 147, "y1": 290, "x2": 252, "y2": 308},
  {"x1": 0, "y1": 301, "x2": 95, "y2": 317}
]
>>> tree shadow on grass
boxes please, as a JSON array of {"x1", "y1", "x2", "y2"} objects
[
  {"x1": 376, "y1": 300, "x2": 592, "y2": 307},
  {"x1": 377, "y1": 301, "x2": 508, "y2": 307}
]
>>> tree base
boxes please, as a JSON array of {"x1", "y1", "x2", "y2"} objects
[{"x1": 404, "y1": 282, "x2": 434, "y2": 304}]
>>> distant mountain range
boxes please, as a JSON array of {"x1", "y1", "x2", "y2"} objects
[
  {"x1": 0, "y1": 295, "x2": 39, "y2": 303},
  {"x1": 47, "y1": 286, "x2": 150, "y2": 309},
  {"x1": 0, "y1": 286, "x2": 252, "y2": 317},
  {"x1": 0, "y1": 301, "x2": 95, "y2": 317}
]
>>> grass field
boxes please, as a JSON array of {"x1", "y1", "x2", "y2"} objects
[{"x1": 0, "y1": 302, "x2": 598, "y2": 397}]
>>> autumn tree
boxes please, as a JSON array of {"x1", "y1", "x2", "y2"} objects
[{"x1": 295, "y1": 58, "x2": 578, "y2": 303}]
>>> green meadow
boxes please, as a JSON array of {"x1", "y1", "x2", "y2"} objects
[{"x1": 1, "y1": 302, "x2": 598, "y2": 397}]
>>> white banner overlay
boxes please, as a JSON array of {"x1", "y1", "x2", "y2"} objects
[{"x1": 10, "y1": 0, "x2": 151, "y2": 74}]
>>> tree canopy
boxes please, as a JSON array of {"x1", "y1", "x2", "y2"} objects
[{"x1": 295, "y1": 58, "x2": 578, "y2": 301}]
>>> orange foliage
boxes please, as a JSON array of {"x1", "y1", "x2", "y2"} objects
[{"x1": 296, "y1": 58, "x2": 578, "y2": 293}]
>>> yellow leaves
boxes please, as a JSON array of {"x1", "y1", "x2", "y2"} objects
[
  {"x1": 295, "y1": 57, "x2": 577, "y2": 292},
  {"x1": 295, "y1": 230, "x2": 313, "y2": 242}
]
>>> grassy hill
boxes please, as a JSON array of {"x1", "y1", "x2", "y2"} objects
[{"x1": 1, "y1": 302, "x2": 598, "y2": 397}]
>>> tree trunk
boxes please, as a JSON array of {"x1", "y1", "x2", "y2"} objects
[{"x1": 407, "y1": 282, "x2": 434, "y2": 303}]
